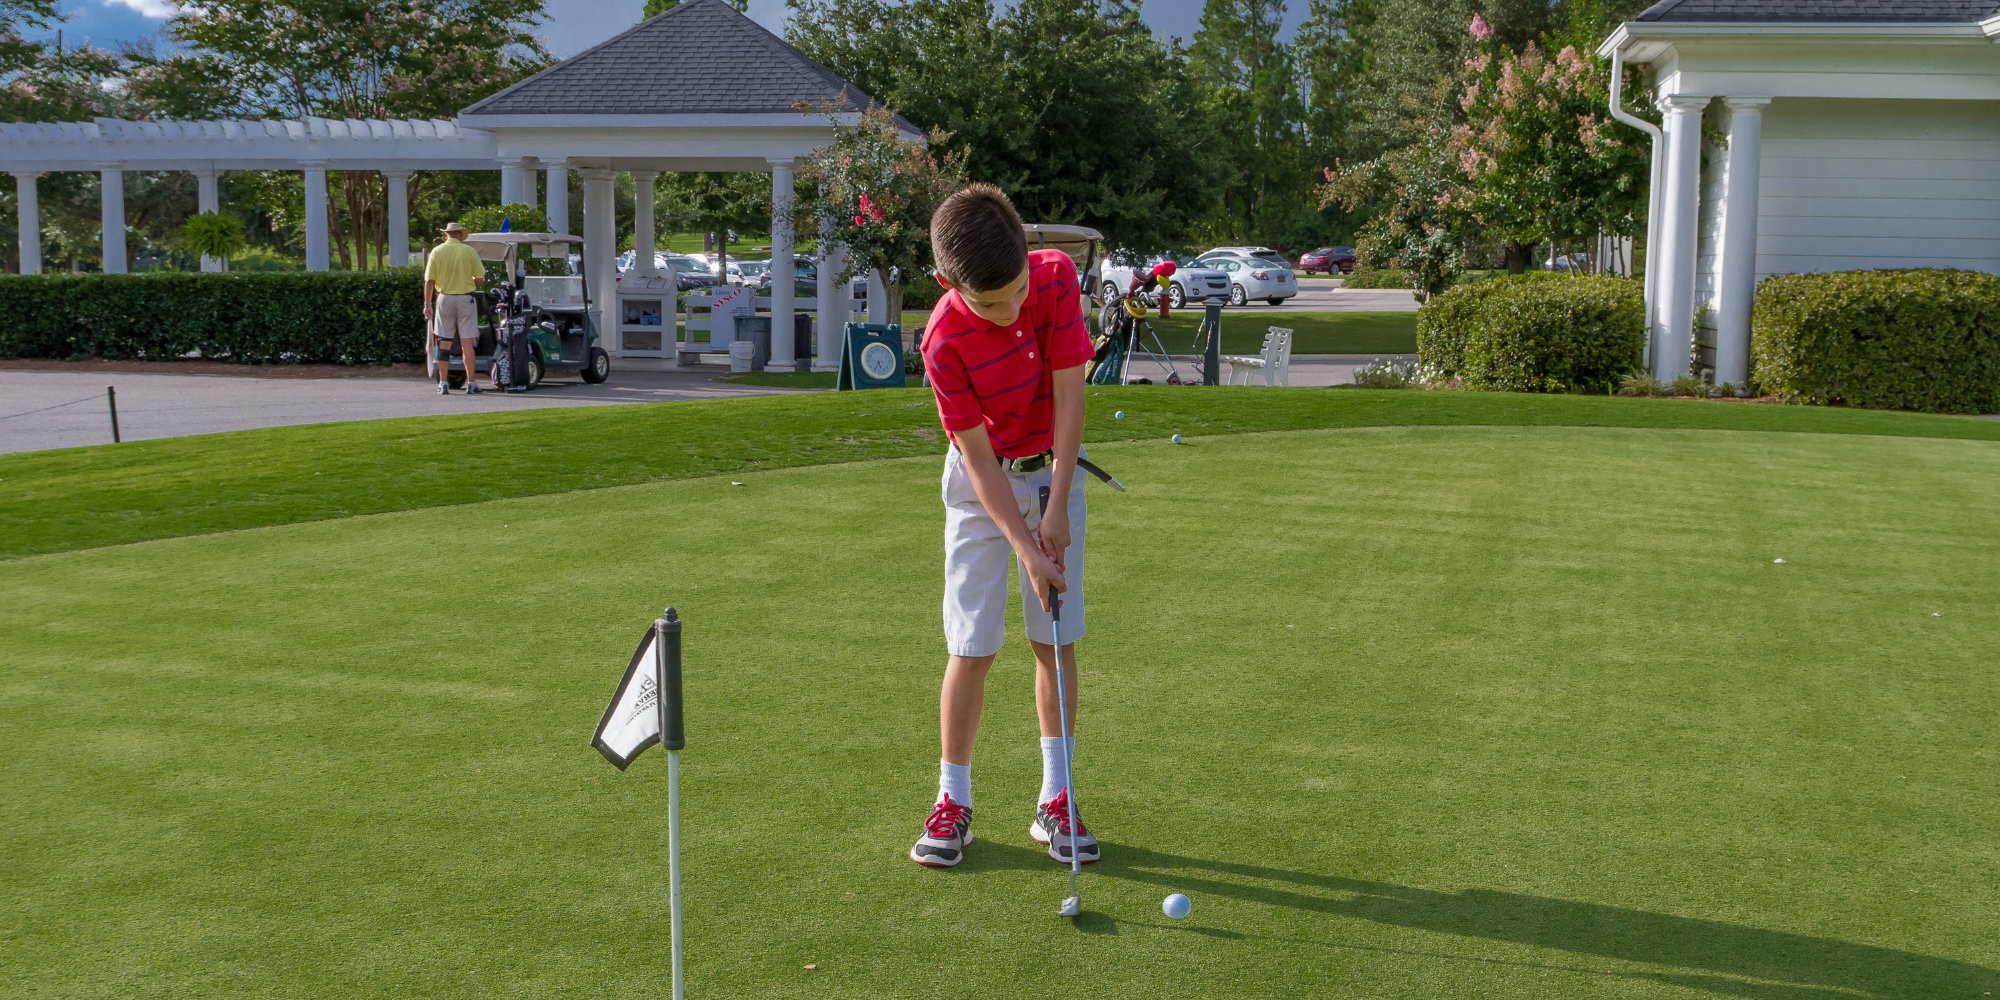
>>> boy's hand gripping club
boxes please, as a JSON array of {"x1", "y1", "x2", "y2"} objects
[{"x1": 1039, "y1": 485, "x2": 1083, "y2": 919}]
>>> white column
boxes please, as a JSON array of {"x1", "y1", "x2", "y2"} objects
[
  {"x1": 1653, "y1": 96, "x2": 1709, "y2": 380},
  {"x1": 814, "y1": 222, "x2": 842, "y2": 372},
  {"x1": 500, "y1": 158, "x2": 535, "y2": 208},
  {"x1": 302, "y1": 161, "x2": 329, "y2": 272},
  {"x1": 382, "y1": 170, "x2": 410, "y2": 267},
  {"x1": 866, "y1": 267, "x2": 886, "y2": 326},
  {"x1": 13, "y1": 171, "x2": 40, "y2": 274},
  {"x1": 631, "y1": 170, "x2": 658, "y2": 277},
  {"x1": 581, "y1": 167, "x2": 619, "y2": 355},
  {"x1": 1714, "y1": 98, "x2": 1769, "y2": 389},
  {"x1": 545, "y1": 160, "x2": 569, "y2": 234},
  {"x1": 98, "y1": 162, "x2": 127, "y2": 274},
  {"x1": 768, "y1": 158, "x2": 797, "y2": 370},
  {"x1": 193, "y1": 169, "x2": 221, "y2": 272}
]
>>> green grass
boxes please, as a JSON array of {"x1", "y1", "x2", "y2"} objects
[
  {"x1": 5, "y1": 423, "x2": 1998, "y2": 996},
  {"x1": 657, "y1": 232, "x2": 769, "y2": 256},
  {"x1": 1154, "y1": 310, "x2": 1418, "y2": 354},
  {"x1": 9, "y1": 389, "x2": 2000, "y2": 561}
]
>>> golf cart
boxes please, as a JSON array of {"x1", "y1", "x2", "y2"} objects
[
  {"x1": 1023, "y1": 223, "x2": 1102, "y2": 304},
  {"x1": 429, "y1": 232, "x2": 609, "y2": 389}
]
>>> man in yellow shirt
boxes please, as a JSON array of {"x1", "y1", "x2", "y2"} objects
[{"x1": 424, "y1": 222, "x2": 485, "y2": 394}]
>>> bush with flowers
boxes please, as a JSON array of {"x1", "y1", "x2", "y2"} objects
[{"x1": 794, "y1": 101, "x2": 967, "y2": 317}]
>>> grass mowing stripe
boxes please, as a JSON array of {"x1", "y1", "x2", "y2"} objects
[
  {"x1": 5, "y1": 387, "x2": 1999, "y2": 561},
  {"x1": 5, "y1": 426, "x2": 1997, "y2": 996}
]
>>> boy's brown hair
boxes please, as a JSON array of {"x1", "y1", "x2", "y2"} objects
[{"x1": 931, "y1": 183, "x2": 1028, "y2": 294}]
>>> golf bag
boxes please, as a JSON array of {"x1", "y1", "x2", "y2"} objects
[{"x1": 492, "y1": 315, "x2": 535, "y2": 391}]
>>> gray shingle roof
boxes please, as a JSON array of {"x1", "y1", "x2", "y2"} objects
[
  {"x1": 462, "y1": 0, "x2": 882, "y2": 117},
  {"x1": 1638, "y1": 0, "x2": 2000, "y2": 19}
]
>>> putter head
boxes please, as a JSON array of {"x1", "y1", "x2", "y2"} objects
[
  {"x1": 1059, "y1": 896, "x2": 1081, "y2": 917},
  {"x1": 1105, "y1": 476, "x2": 1127, "y2": 493}
]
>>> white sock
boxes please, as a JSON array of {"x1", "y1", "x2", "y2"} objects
[
  {"x1": 1040, "y1": 736, "x2": 1073, "y2": 806},
  {"x1": 938, "y1": 760, "x2": 971, "y2": 807}
]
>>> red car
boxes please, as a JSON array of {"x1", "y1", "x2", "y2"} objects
[{"x1": 1298, "y1": 246, "x2": 1357, "y2": 275}]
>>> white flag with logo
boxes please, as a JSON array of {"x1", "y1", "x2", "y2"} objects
[{"x1": 592, "y1": 629, "x2": 660, "y2": 770}]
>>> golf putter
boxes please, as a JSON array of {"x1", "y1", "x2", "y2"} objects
[{"x1": 1039, "y1": 485, "x2": 1083, "y2": 919}]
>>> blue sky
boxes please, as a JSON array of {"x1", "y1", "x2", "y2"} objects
[{"x1": 38, "y1": 0, "x2": 1306, "y2": 60}]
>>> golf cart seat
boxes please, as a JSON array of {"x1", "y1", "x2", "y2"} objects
[{"x1": 1223, "y1": 327, "x2": 1293, "y2": 387}]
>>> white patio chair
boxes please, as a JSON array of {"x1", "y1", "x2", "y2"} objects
[{"x1": 1222, "y1": 327, "x2": 1293, "y2": 386}]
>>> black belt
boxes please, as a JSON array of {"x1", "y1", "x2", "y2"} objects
[{"x1": 999, "y1": 450, "x2": 1126, "y2": 492}]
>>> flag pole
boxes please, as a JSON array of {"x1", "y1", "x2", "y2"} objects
[{"x1": 656, "y1": 607, "x2": 685, "y2": 1000}]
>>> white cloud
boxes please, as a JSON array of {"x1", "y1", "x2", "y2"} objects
[{"x1": 103, "y1": 0, "x2": 182, "y2": 19}]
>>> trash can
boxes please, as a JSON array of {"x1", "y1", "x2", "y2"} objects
[
  {"x1": 728, "y1": 341, "x2": 756, "y2": 373},
  {"x1": 733, "y1": 315, "x2": 771, "y2": 371}
]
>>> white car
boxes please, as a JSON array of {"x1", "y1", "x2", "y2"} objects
[
  {"x1": 1201, "y1": 245, "x2": 1292, "y2": 268},
  {"x1": 1090, "y1": 255, "x2": 1234, "y2": 309},
  {"x1": 1198, "y1": 254, "x2": 1297, "y2": 306},
  {"x1": 724, "y1": 259, "x2": 769, "y2": 286}
]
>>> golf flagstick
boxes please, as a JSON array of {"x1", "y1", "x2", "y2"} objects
[
  {"x1": 655, "y1": 609, "x2": 686, "y2": 1000},
  {"x1": 1038, "y1": 486, "x2": 1083, "y2": 918}
]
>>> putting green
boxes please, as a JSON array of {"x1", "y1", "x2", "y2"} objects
[{"x1": 4, "y1": 424, "x2": 1997, "y2": 997}]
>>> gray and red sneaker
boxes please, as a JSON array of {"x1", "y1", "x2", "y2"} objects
[
  {"x1": 1028, "y1": 788, "x2": 1099, "y2": 864},
  {"x1": 910, "y1": 794, "x2": 973, "y2": 867}
]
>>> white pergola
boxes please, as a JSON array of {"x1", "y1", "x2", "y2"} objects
[
  {"x1": 0, "y1": 0, "x2": 914, "y2": 371},
  {"x1": 0, "y1": 116, "x2": 499, "y2": 274}
]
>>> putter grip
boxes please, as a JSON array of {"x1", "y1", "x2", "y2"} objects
[{"x1": 1036, "y1": 486, "x2": 1061, "y2": 621}]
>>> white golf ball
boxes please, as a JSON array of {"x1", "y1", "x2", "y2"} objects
[
  {"x1": 1114, "y1": 410, "x2": 1125, "y2": 419},
  {"x1": 1163, "y1": 893, "x2": 1191, "y2": 919},
  {"x1": 1171, "y1": 433, "x2": 1183, "y2": 444}
]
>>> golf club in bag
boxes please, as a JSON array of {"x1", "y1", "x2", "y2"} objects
[{"x1": 1038, "y1": 484, "x2": 1083, "y2": 918}]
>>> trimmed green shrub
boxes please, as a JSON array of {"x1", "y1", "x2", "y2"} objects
[
  {"x1": 1418, "y1": 272, "x2": 1642, "y2": 394},
  {"x1": 902, "y1": 276, "x2": 946, "y2": 311},
  {"x1": 0, "y1": 271, "x2": 424, "y2": 365},
  {"x1": 1752, "y1": 269, "x2": 2000, "y2": 414}
]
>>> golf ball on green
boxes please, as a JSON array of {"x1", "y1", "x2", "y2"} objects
[
  {"x1": 1171, "y1": 434, "x2": 1183, "y2": 444},
  {"x1": 1114, "y1": 410, "x2": 1125, "y2": 419},
  {"x1": 1163, "y1": 894, "x2": 1191, "y2": 919}
]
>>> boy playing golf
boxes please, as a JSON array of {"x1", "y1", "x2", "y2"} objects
[{"x1": 909, "y1": 184, "x2": 1098, "y2": 868}]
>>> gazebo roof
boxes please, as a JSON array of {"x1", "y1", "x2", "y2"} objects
[
  {"x1": 462, "y1": 0, "x2": 879, "y2": 118},
  {"x1": 1636, "y1": 0, "x2": 2000, "y2": 20}
]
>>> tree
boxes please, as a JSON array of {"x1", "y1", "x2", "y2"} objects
[
  {"x1": 653, "y1": 171, "x2": 769, "y2": 275},
  {"x1": 1319, "y1": 123, "x2": 1473, "y2": 301},
  {"x1": 1188, "y1": 0, "x2": 1307, "y2": 248},
  {"x1": 788, "y1": 0, "x2": 1225, "y2": 255},
  {"x1": 795, "y1": 104, "x2": 966, "y2": 315},
  {"x1": 1452, "y1": 38, "x2": 1649, "y2": 273}
]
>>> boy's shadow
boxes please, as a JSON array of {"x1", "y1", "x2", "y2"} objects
[{"x1": 959, "y1": 841, "x2": 1996, "y2": 997}]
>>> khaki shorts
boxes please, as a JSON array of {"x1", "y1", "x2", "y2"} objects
[
  {"x1": 940, "y1": 443, "x2": 1087, "y2": 657},
  {"x1": 435, "y1": 293, "x2": 479, "y2": 344}
]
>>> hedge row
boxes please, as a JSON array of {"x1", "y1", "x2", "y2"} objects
[
  {"x1": 1418, "y1": 272, "x2": 1644, "y2": 394},
  {"x1": 0, "y1": 271, "x2": 426, "y2": 365},
  {"x1": 1752, "y1": 269, "x2": 2000, "y2": 414}
]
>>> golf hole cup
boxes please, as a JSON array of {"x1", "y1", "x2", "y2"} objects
[{"x1": 1163, "y1": 894, "x2": 1192, "y2": 920}]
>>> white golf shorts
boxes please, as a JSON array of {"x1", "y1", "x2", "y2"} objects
[{"x1": 941, "y1": 442, "x2": 1086, "y2": 657}]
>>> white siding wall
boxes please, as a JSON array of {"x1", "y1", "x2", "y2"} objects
[{"x1": 1755, "y1": 98, "x2": 2000, "y2": 280}]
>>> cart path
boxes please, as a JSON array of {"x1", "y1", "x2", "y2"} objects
[{"x1": 0, "y1": 367, "x2": 817, "y2": 455}]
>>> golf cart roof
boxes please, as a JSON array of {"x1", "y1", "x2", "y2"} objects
[
  {"x1": 1023, "y1": 224, "x2": 1103, "y2": 264},
  {"x1": 465, "y1": 232, "x2": 582, "y2": 261}
]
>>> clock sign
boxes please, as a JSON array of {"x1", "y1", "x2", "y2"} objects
[{"x1": 839, "y1": 322, "x2": 908, "y2": 390}]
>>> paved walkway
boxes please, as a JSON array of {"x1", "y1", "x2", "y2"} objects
[
  {"x1": 1263, "y1": 283, "x2": 1420, "y2": 313},
  {"x1": 0, "y1": 350, "x2": 1418, "y2": 455},
  {"x1": 0, "y1": 367, "x2": 813, "y2": 455}
]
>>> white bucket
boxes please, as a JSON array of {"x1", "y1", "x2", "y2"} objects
[{"x1": 728, "y1": 341, "x2": 755, "y2": 373}]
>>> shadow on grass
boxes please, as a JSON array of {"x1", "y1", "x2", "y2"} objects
[{"x1": 959, "y1": 841, "x2": 1994, "y2": 997}]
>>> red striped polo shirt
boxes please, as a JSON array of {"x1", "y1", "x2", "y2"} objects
[{"x1": 922, "y1": 248, "x2": 1092, "y2": 458}]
